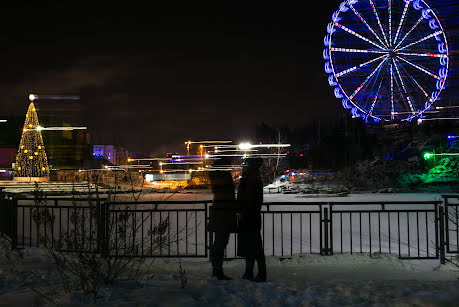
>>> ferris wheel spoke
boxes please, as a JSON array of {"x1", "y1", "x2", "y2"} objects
[
  {"x1": 392, "y1": 69, "x2": 414, "y2": 116},
  {"x1": 396, "y1": 52, "x2": 445, "y2": 58},
  {"x1": 336, "y1": 54, "x2": 388, "y2": 78},
  {"x1": 334, "y1": 22, "x2": 386, "y2": 50},
  {"x1": 330, "y1": 48, "x2": 386, "y2": 54},
  {"x1": 394, "y1": 16, "x2": 424, "y2": 50},
  {"x1": 396, "y1": 55, "x2": 442, "y2": 80},
  {"x1": 388, "y1": 0, "x2": 392, "y2": 46},
  {"x1": 390, "y1": 63, "x2": 394, "y2": 120},
  {"x1": 368, "y1": 0, "x2": 389, "y2": 47},
  {"x1": 393, "y1": 0, "x2": 411, "y2": 45},
  {"x1": 396, "y1": 30, "x2": 443, "y2": 52},
  {"x1": 349, "y1": 57, "x2": 387, "y2": 100},
  {"x1": 392, "y1": 58, "x2": 416, "y2": 113},
  {"x1": 408, "y1": 74, "x2": 430, "y2": 99},
  {"x1": 348, "y1": 3, "x2": 387, "y2": 48},
  {"x1": 368, "y1": 80, "x2": 383, "y2": 116}
]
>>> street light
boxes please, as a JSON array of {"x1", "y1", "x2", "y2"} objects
[{"x1": 423, "y1": 152, "x2": 433, "y2": 160}]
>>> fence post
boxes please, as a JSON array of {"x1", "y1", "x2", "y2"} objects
[
  {"x1": 206, "y1": 203, "x2": 210, "y2": 260},
  {"x1": 11, "y1": 198, "x2": 18, "y2": 250},
  {"x1": 323, "y1": 207, "x2": 329, "y2": 256},
  {"x1": 329, "y1": 205, "x2": 333, "y2": 255},
  {"x1": 0, "y1": 196, "x2": 4, "y2": 237},
  {"x1": 438, "y1": 206, "x2": 446, "y2": 264}
]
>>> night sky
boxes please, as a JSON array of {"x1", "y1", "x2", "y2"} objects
[{"x1": 0, "y1": 1, "x2": 457, "y2": 155}]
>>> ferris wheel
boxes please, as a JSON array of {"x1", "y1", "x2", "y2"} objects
[{"x1": 323, "y1": 0, "x2": 449, "y2": 122}]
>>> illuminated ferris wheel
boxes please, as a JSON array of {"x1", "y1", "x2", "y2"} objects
[{"x1": 323, "y1": 0, "x2": 449, "y2": 122}]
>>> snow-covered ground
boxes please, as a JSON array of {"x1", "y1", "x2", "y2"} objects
[{"x1": 0, "y1": 237, "x2": 458, "y2": 306}]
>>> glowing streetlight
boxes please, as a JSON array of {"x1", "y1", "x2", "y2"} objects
[
  {"x1": 423, "y1": 152, "x2": 459, "y2": 160},
  {"x1": 29, "y1": 94, "x2": 36, "y2": 101},
  {"x1": 239, "y1": 143, "x2": 253, "y2": 150},
  {"x1": 423, "y1": 152, "x2": 433, "y2": 160},
  {"x1": 185, "y1": 141, "x2": 192, "y2": 155}
]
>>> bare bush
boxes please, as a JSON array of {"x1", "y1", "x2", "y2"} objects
[{"x1": 30, "y1": 173, "x2": 175, "y2": 299}]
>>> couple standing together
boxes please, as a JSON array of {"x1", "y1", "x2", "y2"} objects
[{"x1": 208, "y1": 157, "x2": 266, "y2": 282}]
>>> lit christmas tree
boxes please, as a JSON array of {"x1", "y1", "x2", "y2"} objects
[{"x1": 13, "y1": 96, "x2": 50, "y2": 179}]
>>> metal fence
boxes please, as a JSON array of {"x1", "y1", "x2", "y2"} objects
[
  {"x1": 1, "y1": 193, "x2": 458, "y2": 263},
  {"x1": 221, "y1": 203, "x2": 325, "y2": 259},
  {"x1": 443, "y1": 195, "x2": 459, "y2": 254},
  {"x1": 4, "y1": 197, "x2": 210, "y2": 258},
  {"x1": 104, "y1": 201, "x2": 209, "y2": 258},
  {"x1": 328, "y1": 201, "x2": 440, "y2": 259},
  {"x1": 15, "y1": 197, "x2": 105, "y2": 253}
]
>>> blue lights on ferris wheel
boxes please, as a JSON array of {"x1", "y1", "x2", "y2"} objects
[{"x1": 323, "y1": 0, "x2": 449, "y2": 123}]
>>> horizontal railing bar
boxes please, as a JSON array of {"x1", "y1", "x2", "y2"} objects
[
  {"x1": 262, "y1": 211, "x2": 322, "y2": 214},
  {"x1": 332, "y1": 210, "x2": 436, "y2": 213},
  {"x1": 106, "y1": 200, "x2": 213, "y2": 205},
  {"x1": 15, "y1": 198, "x2": 107, "y2": 201},
  {"x1": 441, "y1": 194, "x2": 459, "y2": 199},
  {"x1": 399, "y1": 257, "x2": 439, "y2": 260},
  {"x1": 264, "y1": 202, "x2": 326, "y2": 206},
  {"x1": 17, "y1": 205, "x2": 96, "y2": 209},
  {"x1": 106, "y1": 255, "x2": 207, "y2": 258},
  {"x1": 330, "y1": 201, "x2": 441, "y2": 205},
  {"x1": 109, "y1": 209, "x2": 207, "y2": 213}
]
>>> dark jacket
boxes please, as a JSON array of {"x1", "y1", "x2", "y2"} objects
[
  {"x1": 207, "y1": 170, "x2": 239, "y2": 233},
  {"x1": 237, "y1": 168, "x2": 264, "y2": 257},
  {"x1": 237, "y1": 169, "x2": 263, "y2": 232}
]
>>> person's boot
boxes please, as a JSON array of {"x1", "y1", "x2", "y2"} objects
[
  {"x1": 242, "y1": 272, "x2": 254, "y2": 281},
  {"x1": 242, "y1": 257, "x2": 255, "y2": 281},
  {"x1": 212, "y1": 268, "x2": 232, "y2": 280},
  {"x1": 254, "y1": 255, "x2": 267, "y2": 282}
]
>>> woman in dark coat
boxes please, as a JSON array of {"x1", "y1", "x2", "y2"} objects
[
  {"x1": 237, "y1": 157, "x2": 266, "y2": 282},
  {"x1": 208, "y1": 158, "x2": 239, "y2": 280}
]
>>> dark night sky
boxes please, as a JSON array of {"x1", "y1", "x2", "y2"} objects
[{"x1": 0, "y1": 1, "x2": 457, "y2": 155}]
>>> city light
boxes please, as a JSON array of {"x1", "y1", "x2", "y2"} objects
[
  {"x1": 239, "y1": 143, "x2": 253, "y2": 150},
  {"x1": 28, "y1": 94, "x2": 80, "y2": 101},
  {"x1": 424, "y1": 152, "x2": 459, "y2": 160},
  {"x1": 238, "y1": 143, "x2": 291, "y2": 150}
]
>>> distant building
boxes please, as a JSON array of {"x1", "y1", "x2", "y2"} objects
[
  {"x1": 0, "y1": 148, "x2": 15, "y2": 179},
  {"x1": 93, "y1": 145, "x2": 128, "y2": 165}
]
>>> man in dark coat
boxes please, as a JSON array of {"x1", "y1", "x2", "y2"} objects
[
  {"x1": 237, "y1": 157, "x2": 266, "y2": 282},
  {"x1": 208, "y1": 157, "x2": 239, "y2": 280}
]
